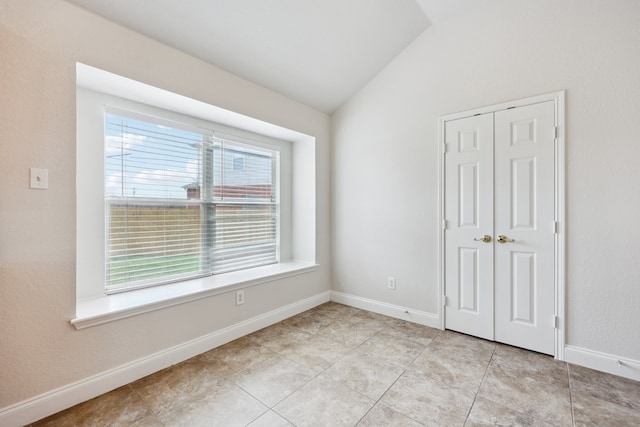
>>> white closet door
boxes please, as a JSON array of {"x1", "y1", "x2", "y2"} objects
[
  {"x1": 444, "y1": 113, "x2": 495, "y2": 341},
  {"x1": 494, "y1": 101, "x2": 556, "y2": 355},
  {"x1": 444, "y1": 101, "x2": 557, "y2": 355}
]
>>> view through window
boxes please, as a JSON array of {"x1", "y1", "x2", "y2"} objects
[{"x1": 105, "y1": 110, "x2": 279, "y2": 293}]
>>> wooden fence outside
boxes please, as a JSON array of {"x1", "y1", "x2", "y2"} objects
[{"x1": 108, "y1": 204, "x2": 275, "y2": 258}]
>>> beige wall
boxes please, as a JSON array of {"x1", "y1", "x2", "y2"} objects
[
  {"x1": 332, "y1": 0, "x2": 640, "y2": 360},
  {"x1": 0, "y1": 0, "x2": 330, "y2": 409}
]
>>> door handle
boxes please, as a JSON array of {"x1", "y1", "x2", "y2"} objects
[
  {"x1": 497, "y1": 235, "x2": 515, "y2": 243},
  {"x1": 474, "y1": 234, "x2": 492, "y2": 243}
]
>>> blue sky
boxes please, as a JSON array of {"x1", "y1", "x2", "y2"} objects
[
  {"x1": 105, "y1": 113, "x2": 275, "y2": 200},
  {"x1": 105, "y1": 113, "x2": 205, "y2": 199}
]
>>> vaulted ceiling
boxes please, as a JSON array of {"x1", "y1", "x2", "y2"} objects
[{"x1": 67, "y1": 0, "x2": 480, "y2": 113}]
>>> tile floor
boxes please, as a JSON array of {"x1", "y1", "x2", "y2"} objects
[{"x1": 30, "y1": 302, "x2": 640, "y2": 426}]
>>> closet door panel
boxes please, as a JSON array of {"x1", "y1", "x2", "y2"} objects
[
  {"x1": 444, "y1": 113, "x2": 494, "y2": 341},
  {"x1": 494, "y1": 101, "x2": 556, "y2": 355}
]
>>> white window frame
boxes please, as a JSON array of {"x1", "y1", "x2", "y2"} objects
[
  {"x1": 103, "y1": 108, "x2": 282, "y2": 293},
  {"x1": 73, "y1": 63, "x2": 318, "y2": 329}
]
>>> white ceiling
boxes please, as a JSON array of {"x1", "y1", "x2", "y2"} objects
[{"x1": 68, "y1": 0, "x2": 479, "y2": 113}]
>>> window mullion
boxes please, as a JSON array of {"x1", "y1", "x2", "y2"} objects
[{"x1": 202, "y1": 136, "x2": 215, "y2": 274}]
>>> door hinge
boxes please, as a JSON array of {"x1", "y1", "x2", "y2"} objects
[
  {"x1": 442, "y1": 219, "x2": 448, "y2": 230},
  {"x1": 554, "y1": 126, "x2": 559, "y2": 139},
  {"x1": 443, "y1": 142, "x2": 449, "y2": 154},
  {"x1": 554, "y1": 316, "x2": 560, "y2": 329},
  {"x1": 554, "y1": 221, "x2": 559, "y2": 234},
  {"x1": 443, "y1": 295, "x2": 448, "y2": 306}
]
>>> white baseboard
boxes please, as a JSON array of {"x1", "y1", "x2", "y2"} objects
[
  {"x1": 0, "y1": 291, "x2": 331, "y2": 427},
  {"x1": 330, "y1": 291, "x2": 440, "y2": 329},
  {"x1": 565, "y1": 345, "x2": 640, "y2": 382}
]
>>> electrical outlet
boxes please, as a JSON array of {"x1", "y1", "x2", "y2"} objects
[
  {"x1": 236, "y1": 290, "x2": 245, "y2": 305},
  {"x1": 387, "y1": 277, "x2": 396, "y2": 290}
]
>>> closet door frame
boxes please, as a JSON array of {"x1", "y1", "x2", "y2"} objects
[{"x1": 437, "y1": 91, "x2": 566, "y2": 360}]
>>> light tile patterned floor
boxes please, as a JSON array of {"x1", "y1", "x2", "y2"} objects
[{"x1": 30, "y1": 302, "x2": 640, "y2": 426}]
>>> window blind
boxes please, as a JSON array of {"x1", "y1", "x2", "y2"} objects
[
  {"x1": 104, "y1": 110, "x2": 279, "y2": 293},
  {"x1": 210, "y1": 139, "x2": 279, "y2": 273}
]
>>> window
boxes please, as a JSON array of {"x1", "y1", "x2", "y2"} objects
[
  {"x1": 233, "y1": 156, "x2": 245, "y2": 171},
  {"x1": 104, "y1": 109, "x2": 279, "y2": 293},
  {"x1": 75, "y1": 64, "x2": 317, "y2": 327}
]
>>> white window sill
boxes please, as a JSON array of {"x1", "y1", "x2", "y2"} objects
[{"x1": 71, "y1": 261, "x2": 319, "y2": 330}]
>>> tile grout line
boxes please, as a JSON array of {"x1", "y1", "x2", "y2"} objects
[
  {"x1": 461, "y1": 342, "x2": 497, "y2": 426},
  {"x1": 319, "y1": 320, "x2": 403, "y2": 427},
  {"x1": 567, "y1": 363, "x2": 576, "y2": 427},
  {"x1": 274, "y1": 313, "x2": 377, "y2": 426},
  {"x1": 352, "y1": 328, "x2": 443, "y2": 427},
  {"x1": 252, "y1": 310, "x2": 380, "y2": 426},
  {"x1": 250, "y1": 308, "x2": 326, "y2": 426},
  {"x1": 230, "y1": 310, "x2": 340, "y2": 426},
  {"x1": 126, "y1": 383, "x2": 167, "y2": 427}
]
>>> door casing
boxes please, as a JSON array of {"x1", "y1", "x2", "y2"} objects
[{"x1": 437, "y1": 91, "x2": 566, "y2": 360}]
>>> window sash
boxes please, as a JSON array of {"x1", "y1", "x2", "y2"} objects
[
  {"x1": 104, "y1": 109, "x2": 279, "y2": 294},
  {"x1": 105, "y1": 199, "x2": 209, "y2": 292},
  {"x1": 211, "y1": 203, "x2": 278, "y2": 274}
]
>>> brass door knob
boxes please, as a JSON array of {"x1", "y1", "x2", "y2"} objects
[
  {"x1": 474, "y1": 234, "x2": 492, "y2": 243},
  {"x1": 497, "y1": 235, "x2": 515, "y2": 243}
]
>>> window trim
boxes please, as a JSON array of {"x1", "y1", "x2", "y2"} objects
[
  {"x1": 75, "y1": 63, "x2": 317, "y2": 329},
  {"x1": 72, "y1": 261, "x2": 319, "y2": 330},
  {"x1": 102, "y1": 109, "x2": 282, "y2": 293}
]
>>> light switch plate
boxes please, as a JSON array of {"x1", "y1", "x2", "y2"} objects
[{"x1": 30, "y1": 168, "x2": 48, "y2": 189}]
